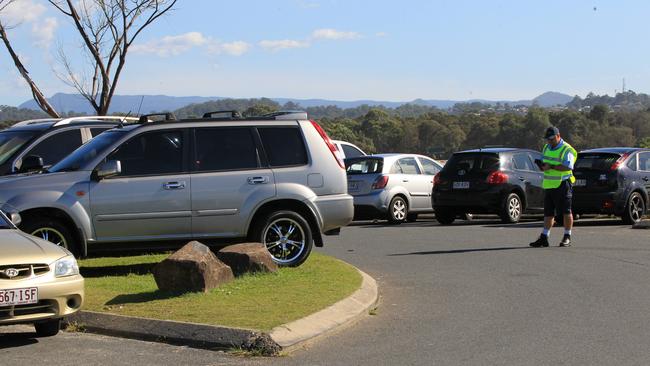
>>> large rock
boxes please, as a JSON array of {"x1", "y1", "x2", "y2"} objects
[
  {"x1": 153, "y1": 241, "x2": 234, "y2": 293},
  {"x1": 217, "y1": 243, "x2": 278, "y2": 276}
]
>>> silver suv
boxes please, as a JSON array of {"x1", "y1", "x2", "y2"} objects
[{"x1": 0, "y1": 111, "x2": 353, "y2": 266}]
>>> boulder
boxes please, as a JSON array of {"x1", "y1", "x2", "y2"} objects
[
  {"x1": 217, "y1": 243, "x2": 278, "y2": 276},
  {"x1": 153, "y1": 241, "x2": 234, "y2": 293}
]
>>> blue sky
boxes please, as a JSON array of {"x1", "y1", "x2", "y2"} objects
[{"x1": 1, "y1": 0, "x2": 649, "y2": 106}]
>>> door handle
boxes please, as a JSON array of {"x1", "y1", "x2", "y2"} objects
[
  {"x1": 643, "y1": 176, "x2": 649, "y2": 182},
  {"x1": 248, "y1": 176, "x2": 270, "y2": 185},
  {"x1": 518, "y1": 176, "x2": 526, "y2": 182},
  {"x1": 402, "y1": 179, "x2": 409, "y2": 182},
  {"x1": 163, "y1": 181, "x2": 186, "y2": 190}
]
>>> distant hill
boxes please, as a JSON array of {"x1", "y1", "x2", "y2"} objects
[{"x1": 17, "y1": 91, "x2": 574, "y2": 114}]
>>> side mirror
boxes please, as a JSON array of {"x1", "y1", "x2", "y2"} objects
[
  {"x1": 96, "y1": 160, "x2": 121, "y2": 180},
  {"x1": 10, "y1": 213, "x2": 21, "y2": 226},
  {"x1": 19, "y1": 155, "x2": 44, "y2": 173}
]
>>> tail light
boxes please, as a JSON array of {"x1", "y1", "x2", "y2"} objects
[
  {"x1": 372, "y1": 175, "x2": 389, "y2": 189},
  {"x1": 610, "y1": 152, "x2": 631, "y2": 171},
  {"x1": 310, "y1": 120, "x2": 345, "y2": 169},
  {"x1": 434, "y1": 172, "x2": 441, "y2": 185},
  {"x1": 486, "y1": 171, "x2": 508, "y2": 184}
]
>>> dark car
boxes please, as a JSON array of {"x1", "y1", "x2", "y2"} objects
[
  {"x1": 432, "y1": 148, "x2": 545, "y2": 224},
  {"x1": 0, "y1": 116, "x2": 136, "y2": 175},
  {"x1": 572, "y1": 147, "x2": 649, "y2": 224}
]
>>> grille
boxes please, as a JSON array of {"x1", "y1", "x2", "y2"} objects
[
  {"x1": 0, "y1": 264, "x2": 50, "y2": 280},
  {"x1": 0, "y1": 300, "x2": 57, "y2": 319}
]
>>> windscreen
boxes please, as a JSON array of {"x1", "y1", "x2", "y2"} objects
[
  {"x1": 0, "y1": 130, "x2": 37, "y2": 165},
  {"x1": 443, "y1": 153, "x2": 500, "y2": 174},
  {"x1": 48, "y1": 129, "x2": 126, "y2": 172},
  {"x1": 574, "y1": 153, "x2": 620, "y2": 171},
  {"x1": 345, "y1": 157, "x2": 383, "y2": 174}
]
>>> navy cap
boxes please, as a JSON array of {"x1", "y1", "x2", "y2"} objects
[{"x1": 544, "y1": 126, "x2": 560, "y2": 139}]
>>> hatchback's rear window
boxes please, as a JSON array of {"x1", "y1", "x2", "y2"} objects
[
  {"x1": 574, "y1": 153, "x2": 620, "y2": 171},
  {"x1": 345, "y1": 158, "x2": 383, "y2": 174},
  {"x1": 443, "y1": 153, "x2": 500, "y2": 173}
]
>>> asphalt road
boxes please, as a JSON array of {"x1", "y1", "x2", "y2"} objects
[{"x1": 2, "y1": 216, "x2": 650, "y2": 365}]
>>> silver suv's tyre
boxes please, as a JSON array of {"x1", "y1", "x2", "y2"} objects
[
  {"x1": 34, "y1": 318, "x2": 61, "y2": 337},
  {"x1": 251, "y1": 210, "x2": 313, "y2": 267},
  {"x1": 388, "y1": 196, "x2": 407, "y2": 224},
  {"x1": 622, "y1": 192, "x2": 645, "y2": 224},
  {"x1": 500, "y1": 193, "x2": 522, "y2": 224},
  {"x1": 20, "y1": 217, "x2": 79, "y2": 257}
]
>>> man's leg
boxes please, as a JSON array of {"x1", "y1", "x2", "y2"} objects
[
  {"x1": 559, "y1": 180, "x2": 573, "y2": 247},
  {"x1": 530, "y1": 190, "x2": 555, "y2": 247}
]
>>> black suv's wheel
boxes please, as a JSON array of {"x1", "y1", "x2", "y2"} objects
[
  {"x1": 20, "y1": 217, "x2": 79, "y2": 257},
  {"x1": 387, "y1": 196, "x2": 408, "y2": 224},
  {"x1": 250, "y1": 210, "x2": 313, "y2": 267},
  {"x1": 500, "y1": 193, "x2": 522, "y2": 224},
  {"x1": 435, "y1": 207, "x2": 456, "y2": 225},
  {"x1": 34, "y1": 318, "x2": 61, "y2": 337},
  {"x1": 622, "y1": 192, "x2": 646, "y2": 224}
]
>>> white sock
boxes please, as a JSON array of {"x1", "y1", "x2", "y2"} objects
[
  {"x1": 564, "y1": 229, "x2": 572, "y2": 236},
  {"x1": 542, "y1": 228, "x2": 550, "y2": 237}
]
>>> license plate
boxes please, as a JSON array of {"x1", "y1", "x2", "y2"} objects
[
  {"x1": 574, "y1": 179, "x2": 586, "y2": 187},
  {"x1": 453, "y1": 181, "x2": 469, "y2": 189},
  {"x1": 347, "y1": 181, "x2": 358, "y2": 191},
  {"x1": 0, "y1": 287, "x2": 38, "y2": 306}
]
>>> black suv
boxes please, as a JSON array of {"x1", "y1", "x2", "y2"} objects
[
  {"x1": 573, "y1": 147, "x2": 650, "y2": 224},
  {"x1": 0, "y1": 116, "x2": 136, "y2": 175},
  {"x1": 432, "y1": 148, "x2": 544, "y2": 224}
]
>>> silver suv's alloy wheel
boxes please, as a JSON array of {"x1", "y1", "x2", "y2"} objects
[
  {"x1": 263, "y1": 218, "x2": 306, "y2": 265},
  {"x1": 31, "y1": 227, "x2": 68, "y2": 248}
]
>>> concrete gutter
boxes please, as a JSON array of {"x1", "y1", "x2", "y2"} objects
[
  {"x1": 64, "y1": 267, "x2": 378, "y2": 354},
  {"x1": 632, "y1": 219, "x2": 650, "y2": 229}
]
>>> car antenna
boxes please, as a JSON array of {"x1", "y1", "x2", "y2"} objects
[
  {"x1": 137, "y1": 95, "x2": 145, "y2": 116},
  {"x1": 118, "y1": 110, "x2": 132, "y2": 128}
]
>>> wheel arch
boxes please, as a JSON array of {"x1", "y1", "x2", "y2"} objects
[
  {"x1": 18, "y1": 207, "x2": 87, "y2": 257},
  {"x1": 247, "y1": 199, "x2": 323, "y2": 247}
]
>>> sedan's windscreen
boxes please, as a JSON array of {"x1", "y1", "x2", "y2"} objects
[
  {"x1": 345, "y1": 158, "x2": 383, "y2": 174},
  {"x1": 48, "y1": 129, "x2": 126, "y2": 172},
  {"x1": 574, "y1": 153, "x2": 620, "y2": 171},
  {"x1": 443, "y1": 153, "x2": 500, "y2": 174},
  {"x1": 0, "y1": 130, "x2": 37, "y2": 165}
]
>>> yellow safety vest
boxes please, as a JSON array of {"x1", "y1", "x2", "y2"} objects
[{"x1": 542, "y1": 141, "x2": 577, "y2": 189}]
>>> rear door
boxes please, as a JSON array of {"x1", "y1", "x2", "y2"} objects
[
  {"x1": 90, "y1": 129, "x2": 192, "y2": 241},
  {"x1": 190, "y1": 127, "x2": 275, "y2": 238},
  {"x1": 511, "y1": 152, "x2": 543, "y2": 209},
  {"x1": 394, "y1": 157, "x2": 428, "y2": 210},
  {"x1": 416, "y1": 156, "x2": 442, "y2": 210}
]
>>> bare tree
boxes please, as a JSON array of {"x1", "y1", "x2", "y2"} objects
[
  {"x1": 49, "y1": 0, "x2": 176, "y2": 115},
  {"x1": 0, "y1": 0, "x2": 60, "y2": 117}
]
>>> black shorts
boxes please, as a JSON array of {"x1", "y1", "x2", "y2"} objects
[{"x1": 544, "y1": 180, "x2": 573, "y2": 217}]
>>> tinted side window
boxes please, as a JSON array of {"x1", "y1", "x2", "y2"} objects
[
  {"x1": 398, "y1": 157, "x2": 421, "y2": 174},
  {"x1": 512, "y1": 153, "x2": 535, "y2": 171},
  {"x1": 341, "y1": 144, "x2": 364, "y2": 158},
  {"x1": 638, "y1": 152, "x2": 650, "y2": 172},
  {"x1": 258, "y1": 128, "x2": 308, "y2": 167},
  {"x1": 419, "y1": 157, "x2": 440, "y2": 175},
  {"x1": 626, "y1": 154, "x2": 637, "y2": 171},
  {"x1": 26, "y1": 129, "x2": 83, "y2": 166},
  {"x1": 91, "y1": 128, "x2": 112, "y2": 137},
  {"x1": 108, "y1": 130, "x2": 184, "y2": 177},
  {"x1": 194, "y1": 128, "x2": 258, "y2": 172}
]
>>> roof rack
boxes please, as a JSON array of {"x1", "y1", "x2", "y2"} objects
[
  {"x1": 261, "y1": 111, "x2": 309, "y2": 120},
  {"x1": 52, "y1": 116, "x2": 139, "y2": 127},
  {"x1": 202, "y1": 110, "x2": 243, "y2": 119},
  {"x1": 10, "y1": 118, "x2": 58, "y2": 127},
  {"x1": 138, "y1": 113, "x2": 177, "y2": 124}
]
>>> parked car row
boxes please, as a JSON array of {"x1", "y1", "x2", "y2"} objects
[{"x1": 345, "y1": 147, "x2": 649, "y2": 226}]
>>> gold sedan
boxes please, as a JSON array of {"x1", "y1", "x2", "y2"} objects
[{"x1": 0, "y1": 210, "x2": 84, "y2": 337}]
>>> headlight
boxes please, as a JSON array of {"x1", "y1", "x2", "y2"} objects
[{"x1": 54, "y1": 256, "x2": 80, "y2": 277}]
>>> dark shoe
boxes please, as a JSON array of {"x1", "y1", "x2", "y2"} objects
[
  {"x1": 559, "y1": 234, "x2": 571, "y2": 247},
  {"x1": 529, "y1": 234, "x2": 549, "y2": 248}
]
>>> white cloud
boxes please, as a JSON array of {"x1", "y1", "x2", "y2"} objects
[
  {"x1": 217, "y1": 41, "x2": 251, "y2": 56},
  {"x1": 0, "y1": 0, "x2": 46, "y2": 24},
  {"x1": 259, "y1": 39, "x2": 310, "y2": 52},
  {"x1": 375, "y1": 32, "x2": 388, "y2": 38},
  {"x1": 131, "y1": 32, "x2": 208, "y2": 57},
  {"x1": 132, "y1": 32, "x2": 250, "y2": 57},
  {"x1": 311, "y1": 28, "x2": 361, "y2": 40},
  {"x1": 32, "y1": 17, "x2": 59, "y2": 47}
]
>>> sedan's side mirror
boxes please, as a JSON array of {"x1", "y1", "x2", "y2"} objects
[
  {"x1": 19, "y1": 155, "x2": 44, "y2": 173},
  {"x1": 10, "y1": 212, "x2": 21, "y2": 226},
  {"x1": 95, "y1": 160, "x2": 121, "y2": 180}
]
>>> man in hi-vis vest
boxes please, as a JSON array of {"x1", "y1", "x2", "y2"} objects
[{"x1": 530, "y1": 126, "x2": 578, "y2": 247}]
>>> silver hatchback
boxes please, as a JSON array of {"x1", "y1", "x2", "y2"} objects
[{"x1": 345, "y1": 154, "x2": 443, "y2": 223}]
